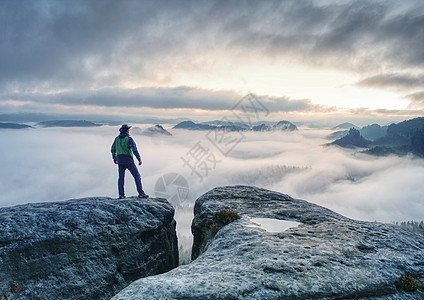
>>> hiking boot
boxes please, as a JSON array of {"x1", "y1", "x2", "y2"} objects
[
  {"x1": 138, "y1": 194, "x2": 149, "y2": 199},
  {"x1": 118, "y1": 195, "x2": 126, "y2": 199}
]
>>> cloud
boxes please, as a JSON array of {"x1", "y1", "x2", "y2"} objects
[
  {"x1": 0, "y1": 0, "x2": 164, "y2": 89},
  {"x1": 356, "y1": 72, "x2": 424, "y2": 109},
  {"x1": 1, "y1": 0, "x2": 424, "y2": 93},
  {"x1": 356, "y1": 73, "x2": 424, "y2": 109},
  {"x1": 357, "y1": 73, "x2": 424, "y2": 89},
  {"x1": 407, "y1": 91, "x2": 424, "y2": 108},
  {"x1": 1, "y1": 87, "x2": 332, "y2": 113},
  {"x1": 347, "y1": 107, "x2": 424, "y2": 117}
]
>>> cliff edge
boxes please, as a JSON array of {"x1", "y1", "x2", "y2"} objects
[{"x1": 0, "y1": 197, "x2": 178, "y2": 300}]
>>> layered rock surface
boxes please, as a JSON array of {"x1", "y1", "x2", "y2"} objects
[
  {"x1": 0, "y1": 197, "x2": 178, "y2": 300},
  {"x1": 113, "y1": 186, "x2": 424, "y2": 299}
]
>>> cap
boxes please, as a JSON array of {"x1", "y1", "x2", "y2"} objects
[{"x1": 119, "y1": 124, "x2": 131, "y2": 132}]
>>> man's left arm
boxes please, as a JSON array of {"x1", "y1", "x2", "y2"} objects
[{"x1": 129, "y1": 137, "x2": 142, "y2": 165}]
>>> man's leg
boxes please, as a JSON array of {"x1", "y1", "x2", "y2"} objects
[
  {"x1": 127, "y1": 162, "x2": 145, "y2": 196},
  {"x1": 118, "y1": 164, "x2": 127, "y2": 197}
]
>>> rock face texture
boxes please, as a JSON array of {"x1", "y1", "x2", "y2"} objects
[
  {"x1": 0, "y1": 197, "x2": 178, "y2": 300},
  {"x1": 113, "y1": 186, "x2": 424, "y2": 300}
]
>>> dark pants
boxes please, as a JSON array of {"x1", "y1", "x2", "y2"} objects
[{"x1": 118, "y1": 162, "x2": 144, "y2": 196}]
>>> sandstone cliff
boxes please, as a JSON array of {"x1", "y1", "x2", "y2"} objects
[
  {"x1": 0, "y1": 197, "x2": 178, "y2": 300},
  {"x1": 113, "y1": 186, "x2": 424, "y2": 299}
]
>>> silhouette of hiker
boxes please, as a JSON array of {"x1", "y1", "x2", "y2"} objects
[{"x1": 111, "y1": 124, "x2": 149, "y2": 199}]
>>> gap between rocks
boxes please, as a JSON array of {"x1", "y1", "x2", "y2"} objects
[
  {"x1": 173, "y1": 207, "x2": 303, "y2": 265},
  {"x1": 174, "y1": 205, "x2": 194, "y2": 265}
]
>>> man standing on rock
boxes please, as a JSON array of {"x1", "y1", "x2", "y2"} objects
[{"x1": 111, "y1": 124, "x2": 149, "y2": 199}]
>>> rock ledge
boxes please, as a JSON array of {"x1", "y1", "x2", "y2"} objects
[
  {"x1": 0, "y1": 197, "x2": 178, "y2": 300},
  {"x1": 113, "y1": 186, "x2": 424, "y2": 299}
]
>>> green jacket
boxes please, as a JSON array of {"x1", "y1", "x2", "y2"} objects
[{"x1": 111, "y1": 133, "x2": 141, "y2": 164}]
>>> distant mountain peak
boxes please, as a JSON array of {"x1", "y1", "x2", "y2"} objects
[
  {"x1": 331, "y1": 122, "x2": 359, "y2": 130},
  {"x1": 142, "y1": 124, "x2": 172, "y2": 136},
  {"x1": 274, "y1": 120, "x2": 298, "y2": 131},
  {"x1": 130, "y1": 124, "x2": 172, "y2": 136},
  {"x1": 173, "y1": 121, "x2": 215, "y2": 130}
]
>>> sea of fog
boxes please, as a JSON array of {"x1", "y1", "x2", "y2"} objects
[{"x1": 1, "y1": 124, "x2": 423, "y2": 262}]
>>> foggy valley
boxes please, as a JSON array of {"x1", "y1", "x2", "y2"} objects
[
  {"x1": 1, "y1": 123, "x2": 422, "y2": 222},
  {"x1": 2, "y1": 121, "x2": 423, "y2": 265}
]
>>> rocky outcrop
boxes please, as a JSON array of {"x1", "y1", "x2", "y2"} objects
[
  {"x1": 113, "y1": 186, "x2": 424, "y2": 299},
  {"x1": 0, "y1": 197, "x2": 178, "y2": 300},
  {"x1": 330, "y1": 128, "x2": 372, "y2": 148},
  {"x1": 327, "y1": 124, "x2": 388, "y2": 141}
]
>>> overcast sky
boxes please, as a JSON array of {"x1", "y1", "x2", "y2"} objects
[{"x1": 1, "y1": 0, "x2": 424, "y2": 122}]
